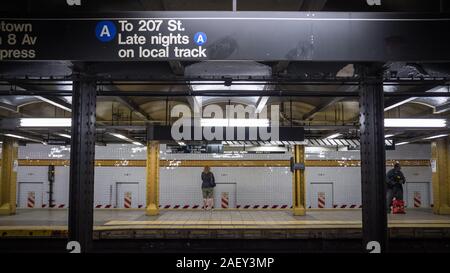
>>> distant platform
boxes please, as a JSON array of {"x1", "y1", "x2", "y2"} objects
[{"x1": 1, "y1": 209, "x2": 450, "y2": 239}]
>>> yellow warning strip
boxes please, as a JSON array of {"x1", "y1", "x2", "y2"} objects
[
  {"x1": 103, "y1": 220, "x2": 362, "y2": 226},
  {"x1": 8, "y1": 159, "x2": 430, "y2": 167},
  {"x1": 2, "y1": 221, "x2": 450, "y2": 235}
]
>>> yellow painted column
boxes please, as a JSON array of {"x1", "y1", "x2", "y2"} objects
[
  {"x1": 0, "y1": 138, "x2": 18, "y2": 215},
  {"x1": 146, "y1": 141, "x2": 160, "y2": 216},
  {"x1": 431, "y1": 138, "x2": 450, "y2": 214},
  {"x1": 292, "y1": 145, "x2": 306, "y2": 216}
]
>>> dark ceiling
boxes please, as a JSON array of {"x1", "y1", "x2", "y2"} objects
[{"x1": 1, "y1": 0, "x2": 450, "y2": 146}]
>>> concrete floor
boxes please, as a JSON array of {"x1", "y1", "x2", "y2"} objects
[{"x1": 1, "y1": 208, "x2": 450, "y2": 228}]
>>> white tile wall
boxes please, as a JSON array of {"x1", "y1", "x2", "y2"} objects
[
  {"x1": 16, "y1": 166, "x2": 48, "y2": 207},
  {"x1": 12, "y1": 143, "x2": 433, "y2": 208},
  {"x1": 94, "y1": 167, "x2": 146, "y2": 207},
  {"x1": 160, "y1": 166, "x2": 292, "y2": 207},
  {"x1": 54, "y1": 166, "x2": 70, "y2": 206}
]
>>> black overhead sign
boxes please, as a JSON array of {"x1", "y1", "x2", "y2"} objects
[
  {"x1": 147, "y1": 125, "x2": 304, "y2": 143},
  {"x1": 0, "y1": 12, "x2": 450, "y2": 62}
]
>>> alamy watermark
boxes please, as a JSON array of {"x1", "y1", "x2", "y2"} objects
[{"x1": 170, "y1": 104, "x2": 280, "y2": 141}]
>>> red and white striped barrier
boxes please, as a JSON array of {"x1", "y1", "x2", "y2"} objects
[
  {"x1": 414, "y1": 192, "x2": 422, "y2": 208},
  {"x1": 124, "y1": 192, "x2": 132, "y2": 208},
  {"x1": 221, "y1": 192, "x2": 229, "y2": 209},
  {"x1": 27, "y1": 192, "x2": 35, "y2": 208},
  {"x1": 318, "y1": 192, "x2": 326, "y2": 208},
  {"x1": 331, "y1": 204, "x2": 363, "y2": 209},
  {"x1": 41, "y1": 204, "x2": 66, "y2": 208},
  {"x1": 95, "y1": 204, "x2": 113, "y2": 208}
]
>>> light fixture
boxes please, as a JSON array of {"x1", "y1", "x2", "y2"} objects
[
  {"x1": 108, "y1": 132, "x2": 129, "y2": 141},
  {"x1": 200, "y1": 118, "x2": 269, "y2": 127},
  {"x1": 177, "y1": 141, "x2": 186, "y2": 146},
  {"x1": 385, "y1": 134, "x2": 395, "y2": 138},
  {"x1": 326, "y1": 133, "x2": 342, "y2": 139},
  {"x1": 57, "y1": 133, "x2": 71, "y2": 139},
  {"x1": 19, "y1": 118, "x2": 71, "y2": 127},
  {"x1": 4, "y1": 133, "x2": 45, "y2": 144},
  {"x1": 396, "y1": 141, "x2": 409, "y2": 146},
  {"x1": 108, "y1": 132, "x2": 142, "y2": 145},
  {"x1": 190, "y1": 81, "x2": 266, "y2": 91},
  {"x1": 423, "y1": 134, "x2": 449, "y2": 140},
  {"x1": 384, "y1": 119, "x2": 447, "y2": 128}
]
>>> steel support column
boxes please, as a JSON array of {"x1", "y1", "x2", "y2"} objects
[
  {"x1": 292, "y1": 145, "x2": 306, "y2": 216},
  {"x1": 0, "y1": 138, "x2": 18, "y2": 215},
  {"x1": 146, "y1": 140, "x2": 160, "y2": 216},
  {"x1": 431, "y1": 138, "x2": 450, "y2": 214},
  {"x1": 68, "y1": 78, "x2": 96, "y2": 252},
  {"x1": 359, "y1": 65, "x2": 388, "y2": 252}
]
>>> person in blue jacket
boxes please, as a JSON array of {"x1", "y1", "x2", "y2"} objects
[
  {"x1": 201, "y1": 166, "x2": 216, "y2": 210},
  {"x1": 386, "y1": 162, "x2": 406, "y2": 213}
]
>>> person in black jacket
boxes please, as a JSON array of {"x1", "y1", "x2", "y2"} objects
[
  {"x1": 386, "y1": 162, "x2": 406, "y2": 213},
  {"x1": 201, "y1": 166, "x2": 216, "y2": 210}
]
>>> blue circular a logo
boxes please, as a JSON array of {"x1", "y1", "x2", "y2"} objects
[
  {"x1": 194, "y1": 32, "x2": 207, "y2": 46},
  {"x1": 95, "y1": 21, "x2": 117, "y2": 42}
]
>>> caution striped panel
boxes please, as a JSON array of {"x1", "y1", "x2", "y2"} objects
[
  {"x1": 306, "y1": 138, "x2": 393, "y2": 147},
  {"x1": 221, "y1": 192, "x2": 229, "y2": 208},
  {"x1": 414, "y1": 192, "x2": 422, "y2": 208},
  {"x1": 124, "y1": 192, "x2": 132, "y2": 208},
  {"x1": 27, "y1": 192, "x2": 35, "y2": 208},
  {"x1": 318, "y1": 192, "x2": 326, "y2": 208}
]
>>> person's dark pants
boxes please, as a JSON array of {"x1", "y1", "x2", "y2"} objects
[
  {"x1": 387, "y1": 187, "x2": 394, "y2": 212},
  {"x1": 387, "y1": 185, "x2": 404, "y2": 212},
  {"x1": 393, "y1": 185, "x2": 404, "y2": 200}
]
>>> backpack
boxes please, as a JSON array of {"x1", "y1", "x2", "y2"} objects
[{"x1": 210, "y1": 173, "x2": 216, "y2": 187}]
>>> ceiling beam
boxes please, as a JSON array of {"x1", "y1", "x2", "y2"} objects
[
  {"x1": 11, "y1": 82, "x2": 72, "y2": 112},
  {"x1": 168, "y1": 61, "x2": 185, "y2": 76},
  {"x1": 299, "y1": 0, "x2": 328, "y2": 11},
  {"x1": 302, "y1": 97, "x2": 343, "y2": 120},
  {"x1": 115, "y1": 96, "x2": 149, "y2": 121},
  {"x1": 34, "y1": 96, "x2": 72, "y2": 112},
  {"x1": 0, "y1": 102, "x2": 20, "y2": 113},
  {"x1": 395, "y1": 130, "x2": 450, "y2": 145},
  {"x1": 101, "y1": 84, "x2": 150, "y2": 121},
  {"x1": 384, "y1": 84, "x2": 439, "y2": 111}
]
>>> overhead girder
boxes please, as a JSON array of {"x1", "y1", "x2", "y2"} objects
[{"x1": 1, "y1": 0, "x2": 447, "y2": 13}]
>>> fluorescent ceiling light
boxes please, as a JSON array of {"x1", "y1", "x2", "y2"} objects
[
  {"x1": 384, "y1": 119, "x2": 447, "y2": 128},
  {"x1": 190, "y1": 81, "x2": 266, "y2": 91},
  {"x1": 35, "y1": 96, "x2": 72, "y2": 112},
  {"x1": 20, "y1": 118, "x2": 71, "y2": 127},
  {"x1": 385, "y1": 134, "x2": 395, "y2": 138},
  {"x1": 108, "y1": 132, "x2": 142, "y2": 146},
  {"x1": 326, "y1": 133, "x2": 342, "y2": 139},
  {"x1": 396, "y1": 141, "x2": 409, "y2": 146},
  {"x1": 4, "y1": 133, "x2": 45, "y2": 144},
  {"x1": 423, "y1": 134, "x2": 449, "y2": 140},
  {"x1": 57, "y1": 133, "x2": 71, "y2": 139},
  {"x1": 200, "y1": 118, "x2": 269, "y2": 127},
  {"x1": 108, "y1": 132, "x2": 130, "y2": 141}
]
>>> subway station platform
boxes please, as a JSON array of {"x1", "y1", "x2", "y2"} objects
[{"x1": 1, "y1": 209, "x2": 450, "y2": 240}]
